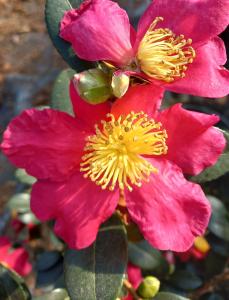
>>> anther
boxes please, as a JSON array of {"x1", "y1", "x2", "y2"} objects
[
  {"x1": 137, "y1": 16, "x2": 196, "y2": 82},
  {"x1": 80, "y1": 112, "x2": 168, "y2": 192}
]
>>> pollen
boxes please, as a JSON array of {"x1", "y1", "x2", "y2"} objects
[
  {"x1": 80, "y1": 112, "x2": 168, "y2": 192},
  {"x1": 137, "y1": 17, "x2": 196, "y2": 83}
]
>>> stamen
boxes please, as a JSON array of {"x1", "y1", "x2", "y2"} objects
[
  {"x1": 137, "y1": 17, "x2": 196, "y2": 82},
  {"x1": 80, "y1": 112, "x2": 168, "y2": 191}
]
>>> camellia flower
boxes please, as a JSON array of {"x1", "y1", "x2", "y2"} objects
[
  {"x1": 1, "y1": 84, "x2": 225, "y2": 251},
  {"x1": 0, "y1": 237, "x2": 31, "y2": 276},
  {"x1": 60, "y1": 0, "x2": 229, "y2": 97}
]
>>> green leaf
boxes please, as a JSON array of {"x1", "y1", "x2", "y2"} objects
[
  {"x1": 64, "y1": 215, "x2": 127, "y2": 300},
  {"x1": 191, "y1": 129, "x2": 229, "y2": 183},
  {"x1": 51, "y1": 68, "x2": 76, "y2": 115},
  {"x1": 154, "y1": 292, "x2": 190, "y2": 300},
  {"x1": 45, "y1": 0, "x2": 94, "y2": 71},
  {"x1": 15, "y1": 169, "x2": 36, "y2": 185},
  {"x1": 128, "y1": 240, "x2": 169, "y2": 276},
  {"x1": 169, "y1": 270, "x2": 202, "y2": 291},
  {"x1": 33, "y1": 288, "x2": 69, "y2": 300},
  {"x1": 37, "y1": 251, "x2": 63, "y2": 272},
  {"x1": 0, "y1": 264, "x2": 31, "y2": 300},
  {"x1": 204, "y1": 251, "x2": 226, "y2": 278},
  {"x1": 207, "y1": 195, "x2": 229, "y2": 241}
]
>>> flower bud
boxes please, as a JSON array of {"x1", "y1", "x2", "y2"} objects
[
  {"x1": 194, "y1": 236, "x2": 210, "y2": 254},
  {"x1": 73, "y1": 69, "x2": 112, "y2": 104},
  {"x1": 137, "y1": 276, "x2": 160, "y2": 298},
  {"x1": 111, "y1": 72, "x2": 130, "y2": 98}
]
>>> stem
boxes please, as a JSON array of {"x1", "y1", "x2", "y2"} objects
[
  {"x1": 189, "y1": 269, "x2": 229, "y2": 299},
  {"x1": 123, "y1": 279, "x2": 142, "y2": 300}
]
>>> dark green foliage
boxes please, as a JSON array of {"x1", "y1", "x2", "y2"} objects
[
  {"x1": 45, "y1": 0, "x2": 94, "y2": 71},
  {"x1": 0, "y1": 265, "x2": 31, "y2": 300},
  {"x1": 64, "y1": 215, "x2": 127, "y2": 300},
  {"x1": 51, "y1": 68, "x2": 75, "y2": 115}
]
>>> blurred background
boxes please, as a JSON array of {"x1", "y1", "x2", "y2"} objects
[{"x1": 0, "y1": 0, "x2": 229, "y2": 299}]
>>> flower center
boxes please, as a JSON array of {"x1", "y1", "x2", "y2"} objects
[
  {"x1": 80, "y1": 112, "x2": 168, "y2": 191},
  {"x1": 137, "y1": 17, "x2": 196, "y2": 83}
]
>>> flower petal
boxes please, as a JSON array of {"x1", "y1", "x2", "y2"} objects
[
  {"x1": 158, "y1": 104, "x2": 225, "y2": 175},
  {"x1": 111, "y1": 84, "x2": 164, "y2": 118},
  {"x1": 1, "y1": 109, "x2": 90, "y2": 181},
  {"x1": 70, "y1": 81, "x2": 111, "y2": 128},
  {"x1": 136, "y1": 0, "x2": 229, "y2": 48},
  {"x1": 60, "y1": 0, "x2": 134, "y2": 66},
  {"x1": 31, "y1": 172, "x2": 119, "y2": 249},
  {"x1": 0, "y1": 237, "x2": 10, "y2": 248},
  {"x1": 5, "y1": 248, "x2": 32, "y2": 276},
  {"x1": 164, "y1": 37, "x2": 229, "y2": 97},
  {"x1": 127, "y1": 263, "x2": 142, "y2": 289},
  {"x1": 126, "y1": 159, "x2": 211, "y2": 252}
]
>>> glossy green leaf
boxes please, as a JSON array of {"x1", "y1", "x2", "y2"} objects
[
  {"x1": 51, "y1": 69, "x2": 75, "y2": 115},
  {"x1": 0, "y1": 264, "x2": 31, "y2": 300},
  {"x1": 45, "y1": 0, "x2": 94, "y2": 71},
  {"x1": 64, "y1": 215, "x2": 127, "y2": 300},
  {"x1": 15, "y1": 168, "x2": 36, "y2": 185},
  {"x1": 36, "y1": 264, "x2": 63, "y2": 289},
  {"x1": 37, "y1": 251, "x2": 63, "y2": 272},
  {"x1": 36, "y1": 252, "x2": 63, "y2": 288},
  {"x1": 169, "y1": 270, "x2": 202, "y2": 291},
  {"x1": 191, "y1": 129, "x2": 229, "y2": 183},
  {"x1": 204, "y1": 251, "x2": 226, "y2": 279},
  {"x1": 154, "y1": 292, "x2": 190, "y2": 300},
  {"x1": 128, "y1": 240, "x2": 169, "y2": 275},
  {"x1": 207, "y1": 195, "x2": 229, "y2": 241}
]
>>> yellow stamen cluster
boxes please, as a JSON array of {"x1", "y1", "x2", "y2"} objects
[
  {"x1": 80, "y1": 112, "x2": 168, "y2": 191},
  {"x1": 137, "y1": 17, "x2": 196, "y2": 82}
]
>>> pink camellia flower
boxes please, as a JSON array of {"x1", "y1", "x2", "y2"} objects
[
  {"x1": 0, "y1": 237, "x2": 31, "y2": 276},
  {"x1": 60, "y1": 0, "x2": 229, "y2": 97},
  {"x1": 1, "y1": 84, "x2": 225, "y2": 251}
]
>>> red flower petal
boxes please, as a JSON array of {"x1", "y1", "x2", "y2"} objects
[
  {"x1": 158, "y1": 104, "x2": 225, "y2": 175},
  {"x1": 70, "y1": 81, "x2": 111, "y2": 127},
  {"x1": 136, "y1": 0, "x2": 229, "y2": 48},
  {"x1": 4, "y1": 248, "x2": 32, "y2": 276},
  {"x1": 1, "y1": 109, "x2": 90, "y2": 181},
  {"x1": 31, "y1": 172, "x2": 119, "y2": 249},
  {"x1": 0, "y1": 237, "x2": 31, "y2": 276},
  {"x1": 111, "y1": 84, "x2": 164, "y2": 118},
  {"x1": 60, "y1": 0, "x2": 134, "y2": 66},
  {"x1": 127, "y1": 263, "x2": 142, "y2": 289},
  {"x1": 126, "y1": 159, "x2": 211, "y2": 252},
  {"x1": 164, "y1": 37, "x2": 229, "y2": 97},
  {"x1": 0, "y1": 237, "x2": 10, "y2": 248}
]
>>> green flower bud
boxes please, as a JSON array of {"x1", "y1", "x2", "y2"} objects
[
  {"x1": 137, "y1": 276, "x2": 160, "y2": 299},
  {"x1": 111, "y1": 72, "x2": 130, "y2": 98},
  {"x1": 73, "y1": 68, "x2": 112, "y2": 104}
]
